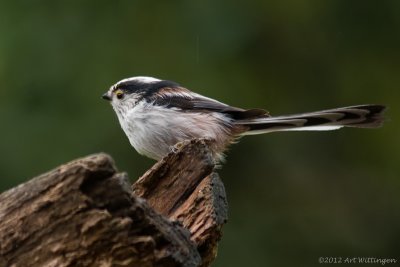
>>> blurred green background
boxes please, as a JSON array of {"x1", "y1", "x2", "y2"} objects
[{"x1": 1, "y1": 1, "x2": 399, "y2": 266}]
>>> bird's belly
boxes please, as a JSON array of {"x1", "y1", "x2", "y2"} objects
[
  {"x1": 128, "y1": 128, "x2": 177, "y2": 160},
  {"x1": 121, "y1": 105, "x2": 233, "y2": 160},
  {"x1": 124, "y1": 115, "x2": 195, "y2": 160}
]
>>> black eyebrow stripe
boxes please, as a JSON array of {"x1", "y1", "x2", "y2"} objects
[{"x1": 115, "y1": 80, "x2": 180, "y2": 96}]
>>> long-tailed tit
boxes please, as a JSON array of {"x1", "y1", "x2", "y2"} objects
[{"x1": 102, "y1": 76, "x2": 385, "y2": 162}]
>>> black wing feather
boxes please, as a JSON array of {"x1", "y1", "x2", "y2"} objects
[{"x1": 150, "y1": 91, "x2": 269, "y2": 120}]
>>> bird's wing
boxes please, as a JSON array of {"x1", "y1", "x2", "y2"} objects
[{"x1": 149, "y1": 87, "x2": 269, "y2": 120}]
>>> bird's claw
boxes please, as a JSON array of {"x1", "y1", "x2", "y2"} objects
[{"x1": 170, "y1": 141, "x2": 186, "y2": 153}]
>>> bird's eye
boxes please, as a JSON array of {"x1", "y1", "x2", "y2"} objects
[{"x1": 115, "y1": 89, "x2": 124, "y2": 99}]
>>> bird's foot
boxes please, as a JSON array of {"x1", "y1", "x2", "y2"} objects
[{"x1": 170, "y1": 141, "x2": 186, "y2": 154}]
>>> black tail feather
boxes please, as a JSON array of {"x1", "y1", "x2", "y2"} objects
[{"x1": 237, "y1": 104, "x2": 386, "y2": 134}]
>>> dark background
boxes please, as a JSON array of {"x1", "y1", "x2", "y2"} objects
[{"x1": 1, "y1": 1, "x2": 399, "y2": 266}]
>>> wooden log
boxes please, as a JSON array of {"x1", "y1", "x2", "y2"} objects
[
  {"x1": 133, "y1": 139, "x2": 228, "y2": 267},
  {"x1": 0, "y1": 154, "x2": 200, "y2": 267},
  {"x1": 0, "y1": 139, "x2": 228, "y2": 267}
]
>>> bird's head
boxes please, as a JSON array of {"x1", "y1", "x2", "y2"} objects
[{"x1": 102, "y1": 76, "x2": 179, "y2": 112}]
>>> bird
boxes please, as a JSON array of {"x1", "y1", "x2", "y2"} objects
[{"x1": 102, "y1": 76, "x2": 385, "y2": 162}]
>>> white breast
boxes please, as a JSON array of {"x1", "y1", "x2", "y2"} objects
[{"x1": 118, "y1": 101, "x2": 233, "y2": 160}]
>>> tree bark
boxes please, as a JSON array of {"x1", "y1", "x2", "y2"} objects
[
  {"x1": 133, "y1": 139, "x2": 228, "y2": 267},
  {"x1": 0, "y1": 139, "x2": 227, "y2": 267}
]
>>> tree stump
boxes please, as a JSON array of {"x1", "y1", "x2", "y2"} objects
[{"x1": 0, "y1": 139, "x2": 227, "y2": 267}]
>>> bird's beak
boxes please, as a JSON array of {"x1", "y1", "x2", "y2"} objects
[{"x1": 102, "y1": 93, "x2": 112, "y2": 101}]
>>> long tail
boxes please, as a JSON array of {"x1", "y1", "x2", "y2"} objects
[{"x1": 238, "y1": 104, "x2": 386, "y2": 135}]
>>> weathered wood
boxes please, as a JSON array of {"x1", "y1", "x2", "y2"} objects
[
  {"x1": 0, "y1": 139, "x2": 228, "y2": 267},
  {"x1": 0, "y1": 154, "x2": 201, "y2": 267},
  {"x1": 133, "y1": 139, "x2": 228, "y2": 267}
]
